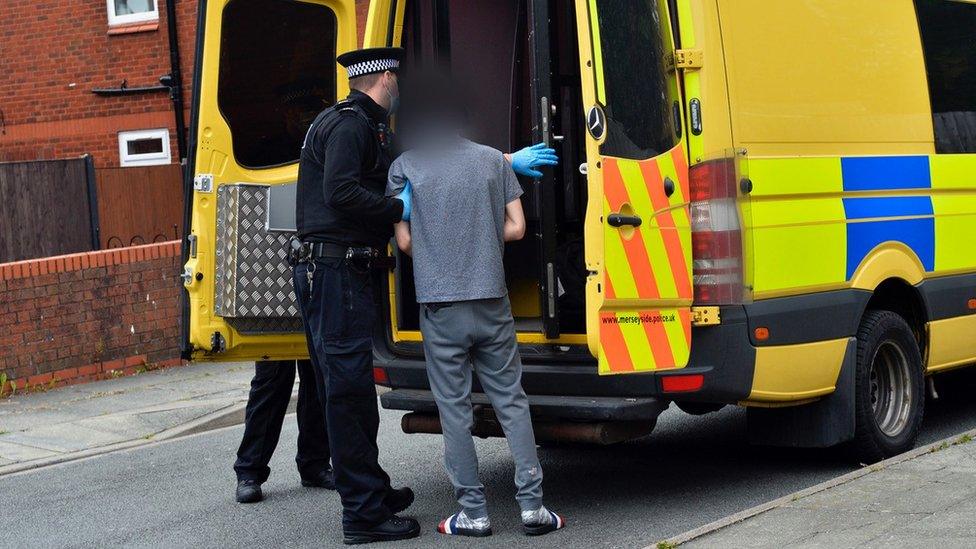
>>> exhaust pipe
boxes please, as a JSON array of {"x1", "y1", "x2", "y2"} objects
[{"x1": 401, "y1": 412, "x2": 655, "y2": 445}]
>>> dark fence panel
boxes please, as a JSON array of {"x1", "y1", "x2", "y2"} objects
[
  {"x1": 0, "y1": 157, "x2": 98, "y2": 263},
  {"x1": 96, "y1": 164, "x2": 183, "y2": 248}
]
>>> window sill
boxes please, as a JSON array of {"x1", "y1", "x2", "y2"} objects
[{"x1": 107, "y1": 20, "x2": 160, "y2": 35}]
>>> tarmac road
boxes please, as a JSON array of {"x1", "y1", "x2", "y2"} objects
[{"x1": 4, "y1": 368, "x2": 976, "y2": 549}]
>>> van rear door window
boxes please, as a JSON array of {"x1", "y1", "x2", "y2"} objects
[
  {"x1": 594, "y1": 0, "x2": 677, "y2": 160},
  {"x1": 914, "y1": 0, "x2": 976, "y2": 154},
  {"x1": 218, "y1": 0, "x2": 337, "y2": 169}
]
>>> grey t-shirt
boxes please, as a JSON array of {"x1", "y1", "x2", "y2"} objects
[{"x1": 387, "y1": 137, "x2": 524, "y2": 303}]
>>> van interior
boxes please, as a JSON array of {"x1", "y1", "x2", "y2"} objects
[{"x1": 392, "y1": 0, "x2": 589, "y2": 340}]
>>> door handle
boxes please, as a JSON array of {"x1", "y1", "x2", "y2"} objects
[{"x1": 608, "y1": 214, "x2": 642, "y2": 228}]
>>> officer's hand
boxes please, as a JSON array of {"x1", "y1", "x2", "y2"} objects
[
  {"x1": 510, "y1": 143, "x2": 559, "y2": 178},
  {"x1": 396, "y1": 180, "x2": 413, "y2": 222}
]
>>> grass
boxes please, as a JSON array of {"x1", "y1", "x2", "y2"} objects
[
  {"x1": 0, "y1": 430, "x2": 9, "y2": 436},
  {"x1": 657, "y1": 542, "x2": 677, "y2": 549}
]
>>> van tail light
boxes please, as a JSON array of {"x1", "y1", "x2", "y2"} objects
[{"x1": 689, "y1": 159, "x2": 746, "y2": 305}]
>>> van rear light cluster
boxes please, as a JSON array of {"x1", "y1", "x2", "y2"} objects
[{"x1": 689, "y1": 159, "x2": 746, "y2": 305}]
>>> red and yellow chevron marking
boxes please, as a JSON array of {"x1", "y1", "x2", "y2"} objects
[
  {"x1": 598, "y1": 144, "x2": 693, "y2": 375},
  {"x1": 598, "y1": 306, "x2": 690, "y2": 374}
]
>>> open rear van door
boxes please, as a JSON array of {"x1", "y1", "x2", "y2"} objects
[
  {"x1": 181, "y1": 0, "x2": 359, "y2": 361},
  {"x1": 576, "y1": 0, "x2": 695, "y2": 374}
]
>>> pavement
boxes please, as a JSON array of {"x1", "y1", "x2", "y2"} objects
[
  {"x1": 666, "y1": 429, "x2": 976, "y2": 548},
  {"x1": 2, "y1": 363, "x2": 976, "y2": 547},
  {"x1": 0, "y1": 361, "x2": 261, "y2": 474}
]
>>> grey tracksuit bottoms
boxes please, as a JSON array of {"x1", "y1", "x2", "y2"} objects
[{"x1": 419, "y1": 296, "x2": 543, "y2": 519}]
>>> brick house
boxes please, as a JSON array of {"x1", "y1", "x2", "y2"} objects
[
  {"x1": 0, "y1": 1, "x2": 372, "y2": 392},
  {"x1": 0, "y1": 0, "x2": 198, "y2": 255},
  {"x1": 0, "y1": 0, "x2": 197, "y2": 169},
  {"x1": 0, "y1": 0, "x2": 370, "y2": 255},
  {"x1": 0, "y1": 0, "x2": 373, "y2": 168}
]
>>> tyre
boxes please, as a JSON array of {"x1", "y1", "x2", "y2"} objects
[{"x1": 852, "y1": 310, "x2": 925, "y2": 463}]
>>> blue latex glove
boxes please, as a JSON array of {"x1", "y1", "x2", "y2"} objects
[
  {"x1": 396, "y1": 180, "x2": 413, "y2": 222},
  {"x1": 510, "y1": 143, "x2": 559, "y2": 178}
]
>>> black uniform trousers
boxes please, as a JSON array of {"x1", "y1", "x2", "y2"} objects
[
  {"x1": 294, "y1": 257, "x2": 394, "y2": 529},
  {"x1": 233, "y1": 359, "x2": 331, "y2": 483}
]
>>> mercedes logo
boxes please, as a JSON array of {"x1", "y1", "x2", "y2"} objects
[{"x1": 587, "y1": 105, "x2": 606, "y2": 140}]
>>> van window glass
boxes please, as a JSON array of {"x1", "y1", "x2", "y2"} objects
[
  {"x1": 218, "y1": 0, "x2": 337, "y2": 168},
  {"x1": 594, "y1": 0, "x2": 677, "y2": 160},
  {"x1": 914, "y1": 0, "x2": 976, "y2": 153}
]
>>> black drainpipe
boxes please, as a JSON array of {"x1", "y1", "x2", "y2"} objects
[{"x1": 164, "y1": 0, "x2": 188, "y2": 165}]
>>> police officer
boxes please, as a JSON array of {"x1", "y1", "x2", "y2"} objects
[
  {"x1": 293, "y1": 48, "x2": 560, "y2": 544},
  {"x1": 234, "y1": 80, "x2": 336, "y2": 505},
  {"x1": 233, "y1": 359, "x2": 333, "y2": 504},
  {"x1": 293, "y1": 47, "x2": 419, "y2": 545}
]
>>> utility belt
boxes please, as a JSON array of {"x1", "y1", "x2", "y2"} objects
[{"x1": 287, "y1": 237, "x2": 396, "y2": 271}]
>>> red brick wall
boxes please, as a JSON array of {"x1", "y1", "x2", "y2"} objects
[
  {"x1": 0, "y1": 241, "x2": 184, "y2": 394},
  {"x1": 0, "y1": 0, "x2": 197, "y2": 169}
]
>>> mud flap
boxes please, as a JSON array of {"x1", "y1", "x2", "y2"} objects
[{"x1": 747, "y1": 337, "x2": 856, "y2": 448}]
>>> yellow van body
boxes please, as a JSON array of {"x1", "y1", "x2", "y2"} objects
[{"x1": 183, "y1": 0, "x2": 976, "y2": 453}]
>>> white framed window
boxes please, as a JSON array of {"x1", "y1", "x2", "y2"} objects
[
  {"x1": 119, "y1": 129, "x2": 171, "y2": 167},
  {"x1": 106, "y1": 0, "x2": 159, "y2": 26}
]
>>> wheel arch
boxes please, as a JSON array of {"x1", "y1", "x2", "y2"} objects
[{"x1": 861, "y1": 277, "x2": 929, "y2": 358}]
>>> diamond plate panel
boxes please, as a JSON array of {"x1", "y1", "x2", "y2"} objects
[
  {"x1": 226, "y1": 317, "x2": 305, "y2": 335},
  {"x1": 215, "y1": 184, "x2": 300, "y2": 324}
]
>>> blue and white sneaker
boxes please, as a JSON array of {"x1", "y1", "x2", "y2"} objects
[
  {"x1": 521, "y1": 506, "x2": 566, "y2": 536},
  {"x1": 437, "y1": 510, "x2": 492, "y2": 537}
]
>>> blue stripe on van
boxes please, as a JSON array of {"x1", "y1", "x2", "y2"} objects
[
  {"x1": 841, "y1": 156, "x2": 931, "y2": 191},
  {"x1": 842, "y1": 196, "x2": 933, "y2": 220},
  {"x1": 846, "y1": 218, "x2": 935, "y2": 279}
]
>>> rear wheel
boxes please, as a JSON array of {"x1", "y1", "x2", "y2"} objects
[{"x1": 852, "y1": 310, "x2": 925, "y2": 463}]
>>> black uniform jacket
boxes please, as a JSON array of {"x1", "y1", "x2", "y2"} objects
[{"x1": 296, "y1": 90, "x2": 404, "y2": 248}]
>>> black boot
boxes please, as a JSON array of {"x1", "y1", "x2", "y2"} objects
[
  {"x1": 384, "y1": 487, "x2": 414, "y2": 514},
  {"x1": 235, "y1": 480, "x2": 263, "y2": 504},
  {"x1": 343, "y1": 516, "x2": 421, "y2": 545},
  {"x1": 301, "y1": 467, "x2": 336, "y2": 490}
]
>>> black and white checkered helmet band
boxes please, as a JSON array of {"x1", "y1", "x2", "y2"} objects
[{"x1": 346, "y1": 58, "x2": 400, "y2": 78}]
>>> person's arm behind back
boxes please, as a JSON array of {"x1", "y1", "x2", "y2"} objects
[
  {"x1": 387, "y1": 157, "x2": 413, "y2": 254},
  {"x1": 395, "y1": 221, "x2": 412, "y2": 255}
]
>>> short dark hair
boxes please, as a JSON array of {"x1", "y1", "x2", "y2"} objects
[{"x1": 349, "y1": 72, "x2": 385, "y2": 92}]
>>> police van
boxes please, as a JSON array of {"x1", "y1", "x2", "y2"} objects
[{"x1": 182, "y1": 0, "x2": 976, "y2": 462}]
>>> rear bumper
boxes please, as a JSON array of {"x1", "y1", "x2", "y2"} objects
[
  {"x1": 380, "y1": 389, "x2": 667, "y2": 421},
  {"x1": 375, "y1": 306, "x2": 756, "y2": 414}
]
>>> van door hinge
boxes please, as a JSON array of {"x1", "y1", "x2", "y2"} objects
[
  {"x1": 193, "y1": 174, "x2": 213, "y2": 193},
  {"x1": 691, "y1": 306, "x2": 720, "y2": 326},
  {"x1": 672, "y1": 49, "x2": 704, "y2": 70}
]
